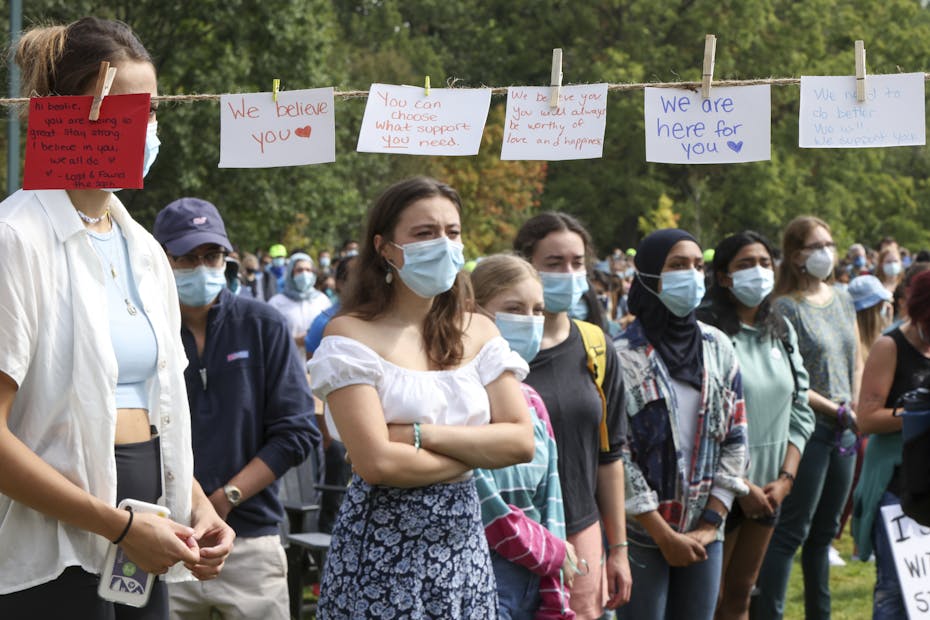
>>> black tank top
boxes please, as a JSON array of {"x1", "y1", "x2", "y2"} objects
[{"x1": 884, "y1": 327, "x2": 930, "y2": 409}]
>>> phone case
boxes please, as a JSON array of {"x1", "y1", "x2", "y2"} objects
[{"x1": 97, "y1": 499, "x2": 171, "y2": 608}]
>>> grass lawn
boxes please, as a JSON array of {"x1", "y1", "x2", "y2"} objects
[{"x1": 783, "y1": 524, "x2": 875, "y2": 619}]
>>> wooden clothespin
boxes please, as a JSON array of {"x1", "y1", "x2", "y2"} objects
[
  {"x1": 273, "y1": 79, "x2": 281, "y2": 103},
  {"x1": 424, "y1": 76, "x2": 431, "y2": 96},
  {"x1": 855, "y1": 40, "x2": 867, "y2": 103},
  {"x1": 701, "y1": 35, "x2": 717, "y2": 100},
  {"x1": 549, "y1": 48, "x2": 563, "y2": 108},
  {"x1": 88, "y1": 61, "x2": 118, "y2": 121}
]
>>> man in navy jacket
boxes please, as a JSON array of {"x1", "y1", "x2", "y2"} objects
[{"x1": 154, "y1": 197, "x2": 319, "y2": 620}]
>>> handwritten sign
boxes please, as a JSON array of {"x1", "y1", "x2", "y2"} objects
[
  {"x1": 23, "y1": 94, "x2": 148, "y2": 190},
  {"x1": 644, "y1": 85, "x2": 770, "y2": 164},
  {"x1": 881, "y1": 503, "x2": 930, "y2": 618},
  {"x1": 500, "y1": 84, "x2": 608, "y2": 160},
  {"x1": 357, "y1": 84, "x2": 491, "y2": 156},
  {"x1": 219, "y1": 88, "x2": 335, "y2": 168},
  {"x1": 799, "y1": 74, "x2": 925, "y2": 148}
]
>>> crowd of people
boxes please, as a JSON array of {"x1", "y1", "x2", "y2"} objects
[{"x1": 3, "y1": 14, "x2": 930, "y2": 620}]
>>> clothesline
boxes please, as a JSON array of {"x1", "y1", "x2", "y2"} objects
[{"x1": 4, "y1": 74, "x2": 930, "y2": 107}]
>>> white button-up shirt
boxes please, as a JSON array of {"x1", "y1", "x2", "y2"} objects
[{"x1": 0, "y1": 189, "x2": 194, "y2": 593}]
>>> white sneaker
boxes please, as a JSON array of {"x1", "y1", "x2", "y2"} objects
[{"x1": 829, "y1": 545, "x2": 847, "y2": 567}]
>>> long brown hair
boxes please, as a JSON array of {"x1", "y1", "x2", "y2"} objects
[
  {"x1": 774, "y1": 215, "x2": 833, "y2": 297},
  {"x1": 340, "y1": 176, "x2": 468, "y2": 369},
  {"x1": 856, "y1": 303, "x2": 889, "y2": 363},
  {"x1": 16, "y1": 17, "x2": 152, "y2": 99}
]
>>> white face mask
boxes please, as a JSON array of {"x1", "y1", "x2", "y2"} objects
[{"x1": 804, "y1": 247, "x2": 835, "y2": 280}]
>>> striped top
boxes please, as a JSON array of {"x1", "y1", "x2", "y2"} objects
[{"x1": 474, "y1": 384, "x2": 572, "y2": 618}]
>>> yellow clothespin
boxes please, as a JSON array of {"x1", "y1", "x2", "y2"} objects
[
  {"x1": 88, "y1": 61, "x2": 118, "y2": 121},
  {"x1": 855, "y1": 40, "x2": 867, "y2": 103},
  {"x1": 424, "y1": 76, "x2": 431, "y2": 96},
  {"x1": 273, "y1": 78, "x2": 281, "y2": 103},
  {"x1": 701, "y1": 34, "x2": 717, "y2": 100},
  {"x1": 549, "y1": 48, "x2": 563, "y2": 109}
]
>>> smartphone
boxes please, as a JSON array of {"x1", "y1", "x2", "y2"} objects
[{"x1": 97, "y1": 499, "x2": 171, "y2": 607}]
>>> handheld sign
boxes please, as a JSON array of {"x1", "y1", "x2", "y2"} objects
[
  {"x1": 23, "y1": 94, "x2": 149, "y2": 190},
  {"x1": 881, "y1": 503, "x2": 930, "y2": 618},
  {"x1": 357, "y1": 84, "x2": 492, "y2": 156},
  {"x1": 799, "y1": 73, "x2": 925, "y2": 148},
  {"x1": 219, "y1": 87, "x2": 336, "y2": 168},
  {"x1": 501, "y1": 84, "x2": 608, "y2": 161},
  {"x1": 645, "y1": 85, "x2": 770, "y2": 164}
]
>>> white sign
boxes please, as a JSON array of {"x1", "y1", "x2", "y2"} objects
[
  {"x1": 357, "y1": 84, "x2": 491, "y2": 156},
  {"x1": 881, "y1": 503, "x2": 930, "y2": 618},
  {"x1": 218, "y1": 88, "x2": 336, "y2": 168},
  {"x1": 799, "y1": 73, "x2": 926, "y2": 148},
  {"x1": 644, "y1": 85, "x2": 771, "y2": 164},
  {"x1": 500, "y1": 84, "x2": 608, "y2": 160}
]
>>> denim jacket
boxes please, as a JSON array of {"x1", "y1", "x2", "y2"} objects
[{"x1": 614, "y1": 320, "x2": 748, "y2": 543}]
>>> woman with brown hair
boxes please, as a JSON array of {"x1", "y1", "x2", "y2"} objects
[
  {"x1": 513, "y1": 213, "x2": 632, "y2": 618},
  {"x1": 754, "y1": 216, "x2": 862, "y2": 620},
  {"x1": 0, "y1": 17, "x2": 233, "y2": 619},
  {"x1": 308, "y1": 176, "x2": 534, "y2": 618}
]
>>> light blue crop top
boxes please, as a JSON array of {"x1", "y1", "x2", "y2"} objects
[{"x1": 88, "y1": 220, "x2": 158, "y2": 409}]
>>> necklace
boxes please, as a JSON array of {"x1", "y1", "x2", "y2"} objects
[
  {"x1": 76, "y1": 208, "x2": 110, "y2": 225},
  {"x1": 89, "y1": 224, "x2": 139, "y2": 316}
]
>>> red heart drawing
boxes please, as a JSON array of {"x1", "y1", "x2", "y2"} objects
[{"x1": 295, "y1": 125, "x2": 312, "y2": 139}]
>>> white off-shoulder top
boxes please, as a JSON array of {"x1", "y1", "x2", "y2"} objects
[{"x1": 308, "y1": 335, "x2": 529, "y2": 441}]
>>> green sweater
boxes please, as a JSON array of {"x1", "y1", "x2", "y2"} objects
[{"x1": 731, "y1": 320, "x2": 815, "y2": 486}]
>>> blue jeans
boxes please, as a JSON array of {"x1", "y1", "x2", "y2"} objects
[
  {"x1": 491, "y1": 552, "x2": 541, "y2": 620},
  {"x1": 616, "y1": 540, "x2": 722, "y2": 620},
  {"x1": 752, "y1": 423, "x2": 857, "y2": 620},
  {"x1": 872, "y1": 491, "x2": 907, "y2": 620}
]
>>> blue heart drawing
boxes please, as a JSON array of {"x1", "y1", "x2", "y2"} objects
[{"x1": 727, "y1": 140, "x2": 744, "y2": 153}]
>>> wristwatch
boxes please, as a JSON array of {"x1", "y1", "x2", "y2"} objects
[
  {"x1": 223, "y1": 484, "x2": 243, "y2": 507},
  {"x1": 700, "y1": 508, "x2": 724, "y2": 526}
]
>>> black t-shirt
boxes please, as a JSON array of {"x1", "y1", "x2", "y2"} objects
[{"x1": 524, "y1": 321, "x2": 627, "y2": 535}]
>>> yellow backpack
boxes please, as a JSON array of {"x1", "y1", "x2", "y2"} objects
[{"x1": 572, "y1": 319, "x2": 610, "y2": 452}]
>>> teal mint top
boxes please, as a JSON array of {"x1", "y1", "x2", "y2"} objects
[
  {"x1": 730, "y1": 319, "x2": 815, "y2": 486},
  {"x1": 88, "y1": 220, "x2": 158, "y2": 409}
]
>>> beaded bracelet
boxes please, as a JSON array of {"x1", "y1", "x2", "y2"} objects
[
  {"x1": 112, "y1": 507, "x2": 134, "y2": 545},
  {"x1": 413, "y1": 422, "x2": 421, "y2": 451}
]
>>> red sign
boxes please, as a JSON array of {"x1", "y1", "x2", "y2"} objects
[{"x1": 23, "y1": 93, "x2": 150, "y2": 190}]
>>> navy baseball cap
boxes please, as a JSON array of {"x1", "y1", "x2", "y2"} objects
[{"x1": 153, "y1": 197, "x2": 233, "y2": 255}]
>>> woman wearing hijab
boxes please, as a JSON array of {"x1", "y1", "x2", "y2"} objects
[
  {"x1": 614, "y1": 229, "x2": 748, "y2": 620},
  {"x1": 268, "y1": 252, "x2": 332, "y2": 352}
]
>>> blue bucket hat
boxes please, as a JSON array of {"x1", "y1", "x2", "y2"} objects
[{"x1": 847, "y1": 274, "x2": 892, "y2": 311}]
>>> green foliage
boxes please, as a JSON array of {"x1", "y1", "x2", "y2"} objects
[{"x1": 4, "y1": 0, "x2": 930, "y2": 256}]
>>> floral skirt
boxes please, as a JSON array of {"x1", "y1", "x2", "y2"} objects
[{"x1": 318, "y1": 474, "x2": 497, "y2": 619}]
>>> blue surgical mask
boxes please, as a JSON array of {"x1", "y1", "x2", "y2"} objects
[
  {"x1": 390, "y1": 236, "x2": 465, "y2": 298},
  {"x1": 639, "y1": 268, "x2": 705, "y2": 317},
  {"x1": 729, "y1": 266, "x2": 774, "y2": 308},
  {"x1": 319, "y1": 256, "x2": 331, "y2": 268},
  {"x1": 853, "y1": 255, "x2": 867, "y2": 269},
  {"x1": 272, "y1": 257, "x2": 286, "y2": 268},
  {"x1": 293, "y1": 271, "x2": 316, "y2": 292},
  {"x1": 142, "y1": 121, "x2": 160, "y2": 178},
  {"x1": 903, "y1": 256, "x2": 913, "y2": 268},
  {"x1": 174, "y1": 266, "x2": 226, "y2": 307},
  {"x1": 495, "y1": 313, "x2": 545, "y2": 363},
  {"x1": 101, "y1": 121, "x2": 159, "y2": 193},
  {"x1": 568, "y1": 296, "x2": 589, "y2": 321},
  {"x1": 540, "y1": 271, "x2": 589, "y2": 313},
  {"x1": 345, "y1": 249, "x2": 359, "y2": 258}
]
